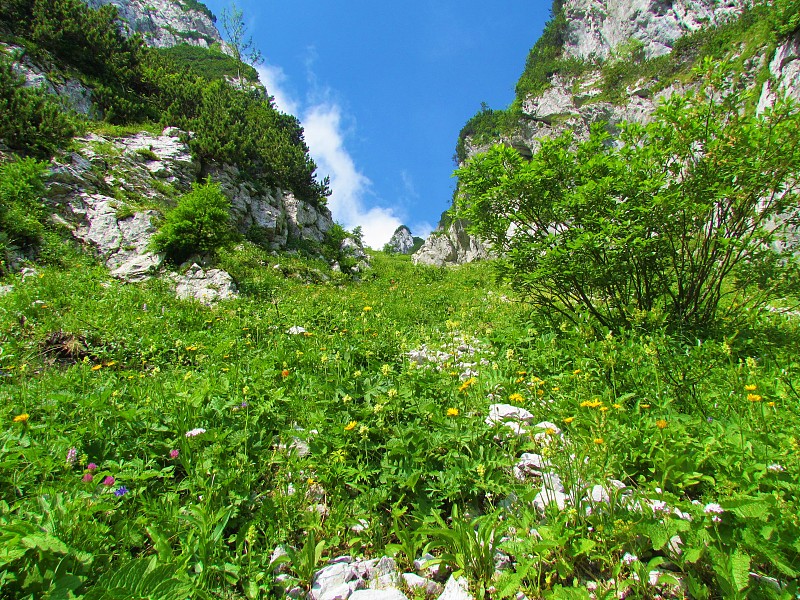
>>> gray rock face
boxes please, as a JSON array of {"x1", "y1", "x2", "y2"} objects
[
  {"x1": 412, "y1": 220, "x2": 492, "y2": 267},
  {"x1": 3, "y1": 43, "x2": 95, "y2": 116},
  {"x1": 169, "y1": 263, "x2": 238, "y2": 304},
  {"x1": 208, "y1": 164, "x2": 333, "y2": 250},
  {"x1": 757, "y1": 30, "x2": 800, "y2": 113},
  {"x1": 83, "y1": 0, "x2": 222, "y2": 48},
  {"x1": 562, "y1": 0, "x2": 752, "y2": 60},
  {"x1": 47, "y1": 128, "x2": 333, "y2": 282},
  {"x1": 387, "y1": 226, "x2": 415, "y2": 254}
]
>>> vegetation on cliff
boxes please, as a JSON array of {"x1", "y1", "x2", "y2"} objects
[{"x1": 0, "y1": 0, "x2": 329, "y2": 206}]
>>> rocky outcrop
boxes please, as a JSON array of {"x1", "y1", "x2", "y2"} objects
[
  {"x1": 47, "y1": 127, "x2": 333, "y2": 281},
  {"x1": 386, "y1": 226, "x2": 415, "y2": 254},
  {"x1": 412, "y1": 219, "x2": 492, "y2": 267},
  {"x1": 757, "y1": 30, "x2": 800, "y2": 113},
  {"x1": 3, "y1": 42, "x2": 95, "y2": 116},
  {"x1": 83, "y1": 0, "x2": 222, "y2": 48},
  {"x1": 561, "y1": 0, "x2": 752, "y2": 60},
  {"x1": 440, "y1": 1, "x2": 800, "y2": 266}
]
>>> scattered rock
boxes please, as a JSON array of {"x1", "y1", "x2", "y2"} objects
[
  {"x1": 169, "y1": 263, "x2": 238, "y2": 304},
  {"x1": 437, "y1": 575, "x2": 473, "y2": 600},
  {"x1": 412, "y1": 220, "x2": 492, "y2": 267}
]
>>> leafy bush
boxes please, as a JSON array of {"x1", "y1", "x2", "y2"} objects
[
  {"x1": 150, "y1": 179, "x2": 234, "y2": 264},
  {"x1": 455, "y1": 63, "x2": 800, "y2": 332}
]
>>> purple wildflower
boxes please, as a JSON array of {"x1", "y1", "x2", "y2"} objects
[
  {"x1": 169, "y1": 449, "x2": 180, "y2": 459},
  {"x1": 66, "y1": 447, "x2": 78, "y2": 466},
  {"x1": 114, "y1": 486, "x2": 129, "y2": 497},
  {"x1": 82, "y1": 472, "x2": 93, "y2": 483},
  {"x1": 87, "y1": 462, "x2": 98, "y2": 471},
  {"x1": 102, "y1": 476, "x2": 115, "y2": 486}
]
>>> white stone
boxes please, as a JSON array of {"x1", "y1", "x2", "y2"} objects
[
  {"x1": 436, "y1": 575, "x2": 473, "y2": 600},
  {"x1": 387, "y1": 226, "x2": 416, "y2": 254},
  {"x1": 413, "y1": 220, "x2": 492, "y2": 267},
  {"x1": 350, "y1": 590, "x2": 408, "y2": 600}
]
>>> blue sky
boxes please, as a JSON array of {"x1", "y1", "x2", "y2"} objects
[{"x1": 200, "y1": 1, "x2": 552, "y2": 248}]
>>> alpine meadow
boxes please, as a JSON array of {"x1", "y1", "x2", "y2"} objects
[{"x1": 2, "y1": 1, "x2": 800, "y2": 599}]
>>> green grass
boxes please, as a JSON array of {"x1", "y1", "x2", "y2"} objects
[{"x1": 1, "y1": 250, "x2": 799, "y2": 598}]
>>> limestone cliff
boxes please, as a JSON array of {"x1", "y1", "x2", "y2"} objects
[
  {"x1": 84, "y1": 0, "x2": 222, "y2": 48},
  {"x1": 414, "y1": 0, "x2": 800, "y2": 267}
]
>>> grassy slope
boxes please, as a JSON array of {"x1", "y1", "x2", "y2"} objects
[{"x1": 1, "y1": 248, "x2": 799, "y2": 598}]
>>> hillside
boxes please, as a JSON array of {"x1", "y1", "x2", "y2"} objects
[
  {"x1": 415, "y1": 0, "x2": 800, "y2": 266},
  {"x1": 0, "y1": 0, "x2": 352, "y2": 288},
  {"x1": 2, "y1": 1, "x2": 800, "y2": 599}
]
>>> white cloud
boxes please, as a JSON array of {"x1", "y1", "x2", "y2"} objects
[{"x1": 256, "y1": 64, "x2": 405, "y2": 249}]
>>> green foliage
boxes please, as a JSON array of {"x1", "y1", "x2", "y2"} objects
[
  {"x1": 514, "y1": 1, "x2": 591, "y2": 101},
  {"x1": 455, "y1": 63, "x2": 800, "y2": 332},
  {"x1": 455, "y1": 102, "x2": 523, "y2": 165},
  {"x1": 0, "y1": 57, "x2": 76, "y2": 158},
  {"x1": 1, "y1": 0, "x2": 330, "y2": 205},
  {"x1": 151, "y1": 178, "x2": 234, "y2": 264},
  {"x1": 157, "y1": 44, "x2": 258, "y2": 83},
  {"x1": 0, "y1": 157, "x2": 48, "y2": 267},
  {"x1": 0, "y1": 250, "x2": 799, "y2": 598},
  {"x1": 773, "y1": 0, "x2": 800, "y2": 36}
]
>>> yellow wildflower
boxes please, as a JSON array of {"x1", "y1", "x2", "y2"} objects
[
  {"x1": 446, "y1": 407, "x2": 460, "y2": 417},
  {"x1": 387, "y1": 388, "x2": 398, "y2": 398},
  {"x1": 381, "y1": 364, "x2": 391, "y2": 376},
  {"x1": 563, "y1": 417, "x2": 575, "y2": 424},
  {"x1": 580, "y1": 399, "x2": 603, "y2": 409},
  {"x1": 506, "y1": 349, "x2": 514, "y2": 359},
  {"x1": 745, "y1": 384, "x2": 757, "y2": 392},
  {"x1": 748, "y1": 393, "x2": 763, "y2": 403},
  {"x1": 354, "y1": 370, "x2": 362, "y2": 378},
  {"x1": 342, "y1": 394, "x2": 352, "y2": 403},
  {"x1": 91, "y1": 364, "x2": 102, "y2": 371},
  {"x1": 594, "y1": 438, "x2": 604, "y2": 445},
  {"x1": 509, "y1": 392, "x2": 524, "y2": 403},
  {"x1": 344, "y1": 421, "x2": 357, "y2": 431},
  {"x1": 459, "y1": 377, "x2": 477, "y2": 393},
  {"x1": 767, "y1": 401, "x2": 776, "y2": 407},
  {"x1": 656, "y1": 419, "x2": 668, "y2": 429},
  {"x1": 573, "y1": 369, "x2": 581, "y2": 375},
  {"x1": 476, "y1": 464, "x2": 486, "y2": 477},
  {"x1": 13, "y1": 413, "x2": 29, "y2": 423},
  {"x1": 281, "y1": 369, "x2": 290, "y2": 378},
  {"x1": 640, "y1": 404, "x2": 651, "y2": 409},
  {"x1": 363, "y1": 306, "x2": 373, "y2": 312}
]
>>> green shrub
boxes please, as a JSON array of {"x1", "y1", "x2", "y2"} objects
[
  {"x1": 455, "y1": 63, "x2": 800, "y2": 333},
  {"x1": 157, "y1": 44, "x2": 258, "y2": 83},
  {"x1": 150, "y1": 178, "x2": 234, "y2": 264},
  {"x1": 0, "y1": 58, "x2": 76, "y2": 158},
  {"x1": 0, "y1": 157, "x2": 48, "y2": 251}
]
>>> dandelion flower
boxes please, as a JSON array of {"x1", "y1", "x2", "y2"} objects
[
  {"x1": 573, "y1": 369, "x2": 581, "y2": 375},
  {"x1": 656, "y1": 419, "x2": 668, "y2": 429},
  {"x1": 185, "y1": 428, "x2": 206, "y2": 438},
  {"x1": 745, "y1": 384, "x2": 757, "y2": 391},
  {"x1": 563, "y1": 417, "x2": 575, "y2": 424},
  {"x1": 640, "y1": 403, "x2": 651, "y2": 409},
  {"x1": 594, "y1": 438, "x2": 604, "y2": 445},
  {"x1": 91, "y1": 364, "x2": 102, "y2": 371},
  {"x1": 747, "y1": 393, "x2": 763, "y2": 402},
  {"x1": 459, "y1": 377, "x2": 477, "y2": 393},
  {"x1": 13, "y1": 413, "x2": 29, "y2": 423},
  {"x1": 509, "y1": 392, "x2": 524, "y2": 403},
  {"x1": 362, "y1": 306, "x2": 372, "y2": 312},
  {"x1": 344, "y1": 421, "x2": 357, "y2": 431},
  {"x1": 446, "y1": 407, "x2": 459, "y2": 417}
]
